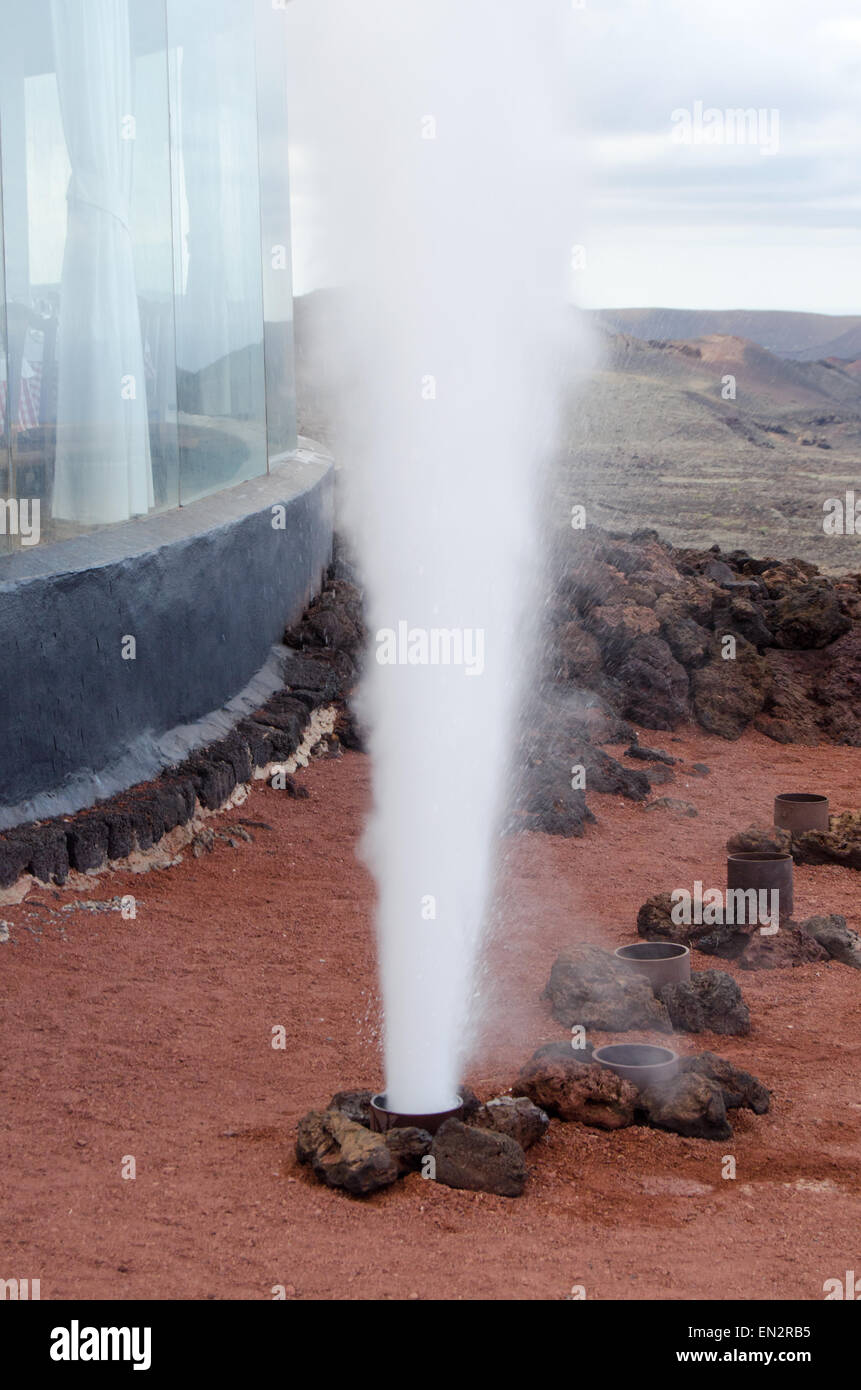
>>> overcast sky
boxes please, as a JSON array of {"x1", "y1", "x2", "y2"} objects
[{"x1": 285, "y1": 0, "x2": 861, "y2": 315}]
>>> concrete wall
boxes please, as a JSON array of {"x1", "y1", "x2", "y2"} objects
[{"x1": 0, "y1": 445, "x2": 334, "y2": 829}]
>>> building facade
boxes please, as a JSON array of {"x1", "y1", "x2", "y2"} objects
[{"x1": 0, "y1": 0, "x2": 333, "y2": 829}]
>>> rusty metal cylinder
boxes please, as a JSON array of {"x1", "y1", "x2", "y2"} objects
[
  {"x1": 727, "y1": 850, "x2": 794, "y2": 922},
  {"x1": 614, "y1": 941, "x2": 690, "y2": 990},
  {"x1": 369, "y1": 1093, "x2": 464, "y2": 1135},
  {"x1": 774, "y1": 793, "x2": 829, "y2": 834},
  {"x1": 593, "y1": 1043, "x2": 679, "y2": 1089}
]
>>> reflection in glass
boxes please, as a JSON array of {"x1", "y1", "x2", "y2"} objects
[
  {"x1": 167, "y1": 0, "x2": 267, "y2": 505},
  {"x1": 0, "y1": 0, "x2": 294, "y2": 550}
]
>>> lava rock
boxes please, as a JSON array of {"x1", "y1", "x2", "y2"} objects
[
  {"x1": 705, "y1": 559, "x2": 736, "y2": 586},
  {"x1": 625, "y1": 743, "x2": 677, "y2": 765},
  {"x1": 383, "y1": 1126, "x2": 433, "y2": 1175},
  {"x1": 284, "y1": 579, "x2": 366, "y2": 658},
  {"x1": 645, "y1": 765, "x2": 675, "y2": 787},
  {"x1": 639, "y1": 1072, "x2": 732, "y2": 1141},
  {"x1": 658, "y1": 971, "x2": 750, "y2": 1036},
  {"x1": 327, "y1": 1090, "x2": 375, "y2": 1127},
  {"x1": 637, "y1": 892, "x2": 677, "y2": 941},
  {"x1": 513, "y1": 1055, "x2": 638, "y2": 1129},
  {"x1": 458, "y1": 1085, "x2": 482, "y2": 1121},
  {"x1": 430, "y1": 1119, "x2": 527, "y2": 1197},
  {"x1": 799, "y1": 914, "x2": 861, "y2": 969},
  {"x1": 791, "y1": 820, "x2": 861, "y2": 872},
  {"x1": 635, "y1": 891, "x2": 751, "y2": 956},
  {"x1": 173, "y1": 753, "x2": 237, "y2": 811},
  {"x1": 574, "y1": 744, "x2": 651, "y2": 801},
  {"x1": 296, "y1": 1110, "x2": 398, "y2": 1195},
  {"x1": 0, "y1": 835, "x2": 32, "y2": 890},
  {"x1": 530, "y1": 1039, "x2": 596, "y2": 1065},
  {"x1": 610, "y1": 635, "x2": 690, "y2": 730},
  {"x1": 712, "y1": 592, "x2": 774, "y2": 649},
  {"x1": 518, "y1": 754, "x2": 596, "y2": 837},
  {"x1": 542, "y1": 947, "x2": 672, "y2": 1033},
  {"x1": 469, "y1": 1096, "x2": 550, "y2": 1149},
  {"x1": 691, "y1": 637, "x2": 772, "y2": 740},
  {"x1": 681, "y1": 1052, "x2": 770, "y2": 1114},
  {"x1": 101, "y1": 811, "x2": 137, "y2": 863},
  {"x1": 727, "y1": 825, "x2": 792, "y2": 856},
  {"x1": 764, "y1": 584, "x2": 851, "y2": 650},
  {"x1": 689, "y1": 763, "x2": 711, "y2": 776},
  {"x1": 553, "y1": 619, "x2": 605, "y2": 686},
  {"x1": 20, "y1": 824, "x2": 70, "y2": 886},
  {"x1": 645, "y1": 797, "x2": 697, "y2": 817},
  {"x1": 336, "y1": 705, "x2": 367, "y2": 753},
  {"x1": 738, "y1": 926, "x2": 830, "y2": 971},
  {"x1": 65, "y1": 819, "x2": 110, "y2": 874}
]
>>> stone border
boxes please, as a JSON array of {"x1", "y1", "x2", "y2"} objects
[
  {"x1": 0, "y1": 622, "x2": 361, "y2": 904},
  {"x1": 0, "y1": 441, "x2": 335, "y2": 823}
]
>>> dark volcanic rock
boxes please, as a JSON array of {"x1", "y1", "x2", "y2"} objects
[
  {"x1": 799, "y1": 914, "x2": 861, "y2": 969},
  {"x1": 469, "y1": 1096, "x2": 550, "y2": 1150},
  {"x1": 764, "y1": 584, "x2": 851, "y2": 650},
  {"x1": 637, "y1": 893, "x2": 677, "y2": 941},
  {"x1": 0, "y1": 835, "x2": 32, "y2": 889},
  {"x1": 711, "y1": 592, "x2": 774, "y2": 649},
  {"x1": 658, "y1": 971, "x2": 751, "y2": 1035},
  {"x1": 530, "y1": 1039, "x2": 596, "y2": 1065},
  {"x1": 327, "y1": 1089, "x2": 374, "y2": 1127},
  {"x1": 458, "y1": 1085, "x2": 482, "y2": 1121},
  {"x1": 430, "y1": 1119, "x2": 527, "y2": 1197},
  {"x1": 296, "y1": 1110, "x2": 398, "y2": 1195},
  {"x1": 625, "y1": 743, "x2": 677, "y2": 765},
  {"x1": 727, "y1": 825, "x2": 792, "y2": 856},
  {"x1": 383, "y1": 1126, "x2": 433, "y2": 1175},
  {"x1": 691, "y1": 637, "x2": 772, "y2": 740},
  {"x1": 635, "y1": 891, "x2": 750, "y2": 957},
  {"x1": 644, "y1": 764, "x2": 675, "y2": 786},
  {"x1": 552, "y1": 619, "x2": 605, "y2": 686},
  {"x1": 542, "y1": 947, "x2": 672, "y2": 1033},
  {"x1": 518, "y1": 755, "x2": 595, "y2": 837},
  {"x1": 609, "y1": 635, "x2": 690, "y2": 730},
  {"x1": 791, "y1": 817, "x2": 861, "y2": 871},
  {"x1": 645, "y1": 796, "x2": 697, "y2": 817},
  {"x1": 284, "y1": 579, "x2": 366, "y2": 658},
  {"x1": 20, "y1": 824, "x2": 70, "y2": 886},
  {"x1": 681, "y1": 1052, "x2": 770, "y2": 1114},
  {"x1": 513, "y1": 1055, "x2": 638, "y2": 1129},
  {"x1": 639, "y1": 1072, "x2": 732, "y2": 1141},
  {"x1": 738, "y1": 926, "x2": 830, "y2": 971},
  {"x1": 65, "y1": 818, "x2": 110, "y2": 874},
  {"x1": 576, "y1": 744, "x2": 651, "y2": 801}
]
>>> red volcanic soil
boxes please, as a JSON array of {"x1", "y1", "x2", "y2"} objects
[{"x1": 1, "y1": 727, "x2": 859, "y2": 1301}]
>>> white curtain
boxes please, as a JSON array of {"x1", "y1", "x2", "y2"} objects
[{"x1": 51, "y1": 0, "x2": 153, "y2": 524}]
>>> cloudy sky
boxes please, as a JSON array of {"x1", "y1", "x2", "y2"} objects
[{"x1": 286, "y1": 0, "x2": 861, "y2": 315}]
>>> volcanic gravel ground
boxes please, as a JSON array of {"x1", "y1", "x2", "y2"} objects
[{"x1": 1, "y1": 727, "x2": 859, "y2": 1300}]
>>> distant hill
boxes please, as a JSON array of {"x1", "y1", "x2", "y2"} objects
[
  {"x1": 295, "y1": 292, "x2": 861, "y2": 571},
  {"x1": 593, "y1": 308, "x2": 861, "y2": 363},
  {"x1": 561, "y1": 325, "x2": 861, "y2": 571}
]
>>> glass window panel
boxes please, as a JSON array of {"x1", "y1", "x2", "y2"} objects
[
  {"x1": 166, "y1": 0, "x2": 268, "y2": 505},
  {"x1": 0, "y1": 0, "x2": 179, "y2": 548},
  {"x1": 254, "y1": 0, "x2": 297, "y2": 459}
]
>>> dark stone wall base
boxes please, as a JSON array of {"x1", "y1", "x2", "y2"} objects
[{"x1": 0, "y1": 443, "x2": 335, "y2": 827}]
